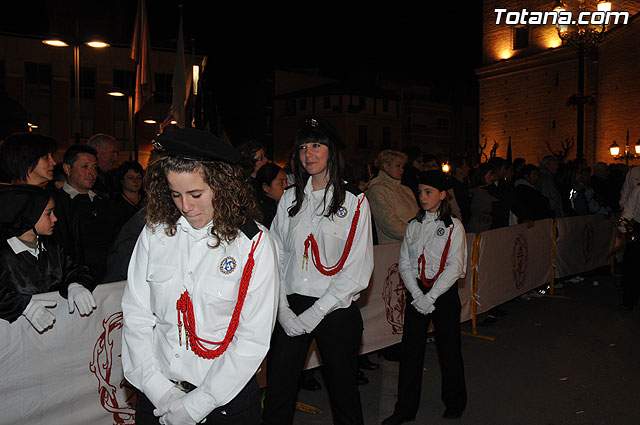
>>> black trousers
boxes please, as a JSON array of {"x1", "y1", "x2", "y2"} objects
[
  {"x1": 622, "y1": 240, "x2": 640, "y2": 308},
  {"x1": 393, "y1": 283, "x2": 467, "y2": 418},
  {"x1": 135, "y1": 375, "x2": 260, "y2": 425},
  {"x1": 261, "y1": 294, "x2": 364, "y2": 425}
]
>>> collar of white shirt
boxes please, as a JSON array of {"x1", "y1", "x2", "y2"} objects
[
  {"x1": 177, "y1": 216, "x2": 214, "y2": 241},
  {"x1": 63, "y1": 182, "x2": 97, "y2": 201},
  {"x1": 6, "y1": 236, "x2": 41, "y2": 257},
  {"x1": 422, "y1": 211, "x2": 438, "y2": 223}
]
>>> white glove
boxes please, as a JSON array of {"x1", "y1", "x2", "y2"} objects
[
  {"x1": 153, "y1": 386, "x2": 185, "y2": 417},
  {"x1": 157, "y1": 397, "x2": 196, "y2": 425},
  {"x1": 67, "y1": 283, "x2": 97, "y2": 315},
  {"x1": 278, "y1": 307, "x2": 305, "y2": 337},
  {"x1": 411, "y1": 293, "x2": 436, "y2": 315},
  {"x1": 295, "y1": 303, "x2": 325, "y2": 333},
  {"x1": 22, "y1": 298, "x2": 57, "y2": 332}
]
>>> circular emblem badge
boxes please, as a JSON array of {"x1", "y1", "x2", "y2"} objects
[
  {"x1": 219, "y1": 256, "x2": 237, "y2": 274},
  {"x1": 337, "y1": 206, "x2": 348, "y2": 218},
  {"x1": 437, "y1": 227, "x2": 445, "y2": 237},
  {"x1": 511, "y1": 234, "x2": 528, "y2": 289}
]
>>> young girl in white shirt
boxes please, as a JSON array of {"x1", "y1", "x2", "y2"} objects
[{"x1": 383, "y1": 170, "x2": 468, "y2": 425}]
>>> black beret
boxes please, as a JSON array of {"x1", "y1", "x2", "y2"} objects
[
  {"x1": 297, "y1": 116, "x2": 346, "y2": 150},
  {"x1": 151, "y1": 128, "x2": 242, "y2": 164},
  {"x1": 418, "y1": 170, "x2": 451, "y2": 191},
  {"x1": 0, "y1": 184, "x2": 51, "y2": 238}
]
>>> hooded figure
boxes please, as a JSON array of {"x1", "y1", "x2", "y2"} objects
[{"x1": 0, "y1": 184, "x2": 96, "y2": 332}]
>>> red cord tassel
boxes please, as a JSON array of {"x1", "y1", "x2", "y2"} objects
[
  {"x1": 176, "y1": 231, "x2": 263, "y2": 359},
  {"x1": 303, "y1": 195, "x2": 365, "y2": 277},
  {"x1": 418, "y1": 225, "x2": 454, "y2": 288}
]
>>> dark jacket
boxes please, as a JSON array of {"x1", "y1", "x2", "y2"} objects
[{"x1": 0, "y1": 236, "x2": 95, "y2": 323}]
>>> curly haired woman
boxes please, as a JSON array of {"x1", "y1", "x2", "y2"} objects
[{"x1": 121, "y1": 128, "x2": 279, "y2": 425}]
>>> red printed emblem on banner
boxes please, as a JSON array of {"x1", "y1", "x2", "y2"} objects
[
  {"x1": 90, "y1": 312, "x2": 137, "y2": 424},
  {"x1": 512, "y1": 234, "x2": 528, "y2": 289},
  {"x1": 382, "y1": 263, "x2": 406, "y2": 334}
]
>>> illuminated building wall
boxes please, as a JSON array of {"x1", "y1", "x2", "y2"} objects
[{"x1": 479, "y1": 0, "x2": 640, "y2": 165}]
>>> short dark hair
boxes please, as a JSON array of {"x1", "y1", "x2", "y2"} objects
[
  {"x1": 0, "y1": 132, "x2": 57, "y2": 181},
  {"x1": 255, "y1": 162, "x2": 283, "y2": 189},
  {"x1": 471, "y1": 163, "x2": 496, "y2": 188},
  {"x1": 450, "y1": 156, "x2": 468, "y2": 173},
  {"x1": 116, "y1": 160, "x2": 144, "y2": 181},
  {"x1": 488, "y1": 156, "x2": 508, "y2": 169},
  {"x1": 63, "y1": 144, "x2": 97, "y2": 166},
  {"x1": 344, "y1": 160, "x2": 370, "y2": 187},
  {"x1": 423, "y1": 153, "x2": 441, "y2": 167},
  {"x1": 402, "y1": 146, "x2": 423, "y2": 166}
]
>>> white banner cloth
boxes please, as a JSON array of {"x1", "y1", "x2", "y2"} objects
[
  {"x1": 0, "y1": 281, "x2": 134, "y2": 425},
  {"x1": 554, "y1": 214, "x2": 615, "y2": 278},
  {"x1": 475, "y1": 220, "x2": 553, "y2": 315}
]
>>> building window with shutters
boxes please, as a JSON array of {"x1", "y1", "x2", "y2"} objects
[{"x1": 513, "y1": 26, "x2": 529, "y2": 50}]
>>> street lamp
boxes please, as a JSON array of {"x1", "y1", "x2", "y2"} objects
[
  {"x1": 107, "y1": 88, "x2": 134, "y2": 161},
  {"x1": 609, "y1": 130, "x2": 640, "y2": 166},
  {"x1": 552, "y1": 0, "x2": 612, "y2": 160},
  {"x1": 42, "y1": 23, "x2": 109, "y2": 143}
]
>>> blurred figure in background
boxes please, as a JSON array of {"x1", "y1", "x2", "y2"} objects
[
  {"x1": 87, "y1": 133, "x2": 119, "y2": 197},
  {"x1": 0, "y1": 133, "x2": 57, "y2": 187},
  {"x1": 255, "y1": 162, "x2": 288, "y2": 228},
  {"x1": 112, "y1": 161, "x2": 145, "y2": 230},
  {"x1": 367, "y1": 150, "x2": 419, "y2": 244}
]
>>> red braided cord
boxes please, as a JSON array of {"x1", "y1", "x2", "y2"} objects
[
  {"x1": 176, "y1": 231, "x2": 263, "y2": 360},
  {"x1": 418, "y1": 225, "x2": 454, "y2": 288},
  {"x1": 303, "y1": 195, "x2": 365, "y2": 276}
]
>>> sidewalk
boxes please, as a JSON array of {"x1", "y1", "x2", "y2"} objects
[{"x1": 291, "y1": 268, "x2": 640, "y2": 425}]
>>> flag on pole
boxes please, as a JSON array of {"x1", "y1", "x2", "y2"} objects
[
  {"x1": 130, "y1": 0, "x2": 154, "y2": 115},
  {"x1": 172, "y1": 10, "x2": 186, "y2": 128}
]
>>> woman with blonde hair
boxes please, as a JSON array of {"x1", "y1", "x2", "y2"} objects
[{"x1": 366, "y1": 149, "x2": 419, "y2": 244}]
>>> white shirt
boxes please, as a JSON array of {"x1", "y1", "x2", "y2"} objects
[
  {"x1": 270, "y1": 179, "x2": 374, "y2": 315},
  {"x1": 622, "y1": 185, "x2": 640, "y2": 222},
  {"x1": 7, "y1": 236, "x2": 41, "y2": 257},
  {"x1": 121, "y1": 217, "x2": 279, "y2": 422},
  {"x1": 398, "y1": 212, "x2": 467, "y2": 301},
  {"x1": 62, "y1": 182, "x2": 97, "y2": 201}
]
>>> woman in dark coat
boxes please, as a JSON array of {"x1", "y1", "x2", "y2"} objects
[{"x1": 0, "y1": 185, "x2": 96, "y2": 332}]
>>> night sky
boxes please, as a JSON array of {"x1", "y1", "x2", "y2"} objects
[{"x1": 1, "y1": 1, "x2": 483, "y2": 141}]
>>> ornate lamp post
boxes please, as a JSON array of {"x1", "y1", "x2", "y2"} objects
[
  {"x1": 43, "y1": 21, "x2": 109, "y2": 143},
  {"x1": 552, "y1": 0, "x2": 612, "y2": 159},
  {"x1": 609, "y1": 130, "x2": 640, "y2": 167}
]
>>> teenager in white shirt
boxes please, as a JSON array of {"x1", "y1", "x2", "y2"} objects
[
  {"x1": 121, "y1": 128, "x2": 279, "y2": 425},
  {"x1": 262, "y1": 117, "x2": 374, "y2": 425}
]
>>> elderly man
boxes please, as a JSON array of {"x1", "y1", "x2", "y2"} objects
[
  {"x1": 87, "y1": 133, "x2": 119, "y2": 197},
  {"x1": 54, "y1": 144, "x2": 117, "y2": 283}
]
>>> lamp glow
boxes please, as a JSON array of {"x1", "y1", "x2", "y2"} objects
[
  {"x1": 42, "y1": 39, "x2": 68, "y2": 47},
  {"x1": 610, "y1": 142, "x2": 620, "y2": 156},
  {"x1": 85, "y1": 41, "x2": 110, "y2": 48},
  {"x1": 597, "y1": 0, "x2": 612, "y2": 12}
]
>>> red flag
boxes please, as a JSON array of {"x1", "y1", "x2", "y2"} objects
[{"x1": 130, "y1": 0, "x2": 154, "y2": 115}]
